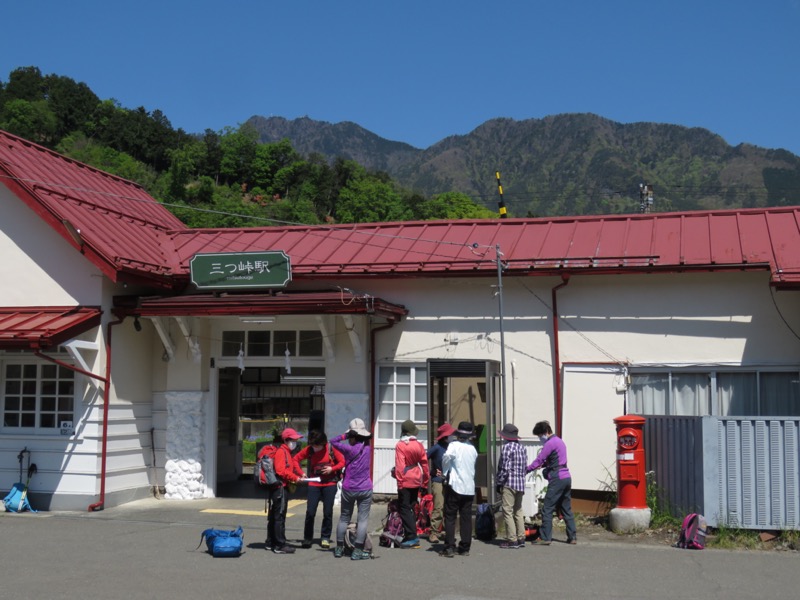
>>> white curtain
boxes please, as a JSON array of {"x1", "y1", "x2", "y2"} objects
[
  {"x1": 760, "y1": 372, "x2": 800, "y2": 416},
  {"x1": 716, "y1": 372, "x2": 757, "y2": 416}
]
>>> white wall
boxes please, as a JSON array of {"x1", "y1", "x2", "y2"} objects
[{"x1": 0, "y1": 186, "x2": 103, "y2": 306}]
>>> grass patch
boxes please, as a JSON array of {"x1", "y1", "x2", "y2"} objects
[{"x1": 707, "y1": 526, "x2": 762, "y2": 550}]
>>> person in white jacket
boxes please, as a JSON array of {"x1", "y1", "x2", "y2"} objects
[{"x1": 439, "y1": 421, "x2": 478, "y2": 558}]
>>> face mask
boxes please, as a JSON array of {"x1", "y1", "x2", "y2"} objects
[
  {"x1": 287, "y1": 441, "x2": 297, "y2": 451},
  {"x1": 312, "y1": 445, "x2": 323, "y2": 453},
  {"x1": 538, "y1": 435, "x2": 548, "y2": 444}
]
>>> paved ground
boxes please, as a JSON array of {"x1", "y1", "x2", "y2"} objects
[{"x1": 1, "y1": 491, "x2": 797, "y2": 600}]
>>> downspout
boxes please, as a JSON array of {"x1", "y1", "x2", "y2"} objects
[
  {"x1": 33, "y1": 316, "x2": 123, "y2": 511},
  {"x1": 88, "y1": 317, "x2": 123, "y2": 511},
  {"x1": 369, "y1": 319, "x2": 397, "y2": 478},
  {"x1": 551, "y1": 274, "x2": 570, "y2": 437}
]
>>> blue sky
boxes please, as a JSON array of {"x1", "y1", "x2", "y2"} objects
[{"x1": 2, "y1": 1, "x2": 799, "y2": 154}]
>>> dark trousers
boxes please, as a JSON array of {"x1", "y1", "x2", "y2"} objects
[
  {"x1": 541, "y1": 476, "x2": 577, "y2": 542},
  {"x1": 397, "y1": 486, "x2": 421, "y2": 540},
  {"x1": 304, "y1": 484, "x2": 337, "y2": 541},
  {"x1": 266, "y1": 485, "x2": 287, "y2": 546},
  {"x1": 443, "y1": 486, "x2": 474, "y2": 551}
]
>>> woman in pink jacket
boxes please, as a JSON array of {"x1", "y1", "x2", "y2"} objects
[{"x1": 394, "y1": 419, "x2": 430, "y2": 548}]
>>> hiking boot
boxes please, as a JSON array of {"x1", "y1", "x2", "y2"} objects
[
  {"x1": 457, "y1": 546, "x2": 470, "y2": 556},
  {"x1": 399, "y1": 537, "x2": 421, "y2": 549},
  {"x1": 499, "y1": 540, "x2": 520, "y2": 549},
  {"x1": 273, "y1": 545, "x2": 296, "y2": 554},
  {"x1": 333, "y1": 545, "x2": 344, "y2": 558},
  {"x1": 301, "y1": 540, "x2": 313, "y2": 549},
  {"x1": 517, "y1": 539, "x2": 526, "y2": 548},
  {"x1": 350, "y1": 548, "x2": 371, "y2": 560},
  {"x1": 320, "y1": 539, "x2": 331, "y2": 549},
  {"x1": 438, "y1": 547, "x2": 455, "y2": 558},
  {"x1": 428, "y1": 533, "x2": 439, "y2": 543},
  {"x1": 530, "y1": 539, "x2": 551, "y2": 546},
  {"x1": 567, "y1": 538, "x2": 577, "y2": 545}
]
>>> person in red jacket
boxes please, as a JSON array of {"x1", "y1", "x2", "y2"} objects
[
  {"x1": 394, "y1": 419, "x2": 430, "y2": 548},
  {"x1": 260, "y1": 427, "x2": 305, "y2": 554},
  {"x1": 294, "y1": 430, "x2": 345, "y2": 549}
]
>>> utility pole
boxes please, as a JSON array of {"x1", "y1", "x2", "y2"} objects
[
  {"x1": 639, "y1": 183, "x2": 654, "y2": 213},
  {"x1": 495, "y1": 171, "x2": 508, "y2": 218}
]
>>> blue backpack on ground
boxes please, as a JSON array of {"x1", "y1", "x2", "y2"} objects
[
  {"x1": 197, "y1": 526, "x2": 244, "y2": 557},
  {"x1": 475, "y1": 502, "x2": 496, "y2": 541},
  {"x1": 675, "y1": 513, "x2": 707, "y2": 549},
  {"x1": 3, "y1": 483, "x2": 37, "y2": 513}
]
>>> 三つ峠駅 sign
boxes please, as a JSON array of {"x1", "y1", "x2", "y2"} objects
[{"x1": 190, "y1": 251, "x2": 291, "y2": 290}]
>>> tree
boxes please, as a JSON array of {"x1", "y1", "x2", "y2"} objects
[
  {"x1": 3, "y1": 66, "x2": 45, "y2": 102},
  {"x1": 0, "y1": 98, "x2": 57, "y2": 143},
  {"x1": 219, "y1": 125, "x2": 258, "y2": 186},
  {"x1": 335, "y1": 175, "x2": 412, "y2": 223},
  {"x1": 42, "y1": 74, "x2": 100, "y2": 140},
  {"x1": 415, "y1": 191, "x2": 497, "y2": 220}
]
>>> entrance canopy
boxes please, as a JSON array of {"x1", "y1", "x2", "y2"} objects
[
  {"x1": 0, "y1": 306, "x2": 102, "y2": 350},
  {"x1": 113, "y1": 291, "x2": 408, "y2": 322}
]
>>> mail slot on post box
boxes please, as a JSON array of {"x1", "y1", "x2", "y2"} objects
[{"x1": 613, "y1": 414, "x2": 647, "y2": 509}]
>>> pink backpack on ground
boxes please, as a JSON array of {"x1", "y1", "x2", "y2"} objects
[{"x1": 675, "y1": 513, "x2": 707, "y2": 549}]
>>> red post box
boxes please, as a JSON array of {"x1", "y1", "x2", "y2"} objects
[{"x1": 613, "y1": 415, "x2": 647, "y2": 509}]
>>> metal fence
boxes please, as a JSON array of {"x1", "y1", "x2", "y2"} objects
[{"x1": 644, "y1": 415, "x2": 800, "y2": 530}]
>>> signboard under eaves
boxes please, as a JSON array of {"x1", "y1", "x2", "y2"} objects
[{"x1": 190, "y1": 251, "x2": 292, "y2": 290}]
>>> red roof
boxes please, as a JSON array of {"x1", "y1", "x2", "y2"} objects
[
  {"x1": 0, "y1": 130, "x2": 186, "y2": 288},
  {"x1": 4, "y1": 128, "x2": 800, "y2": 290},
  {"x1": 0, "y1": 307, "x2": 102, "y2": 350},
  {"x1": 170, "y1": 209, "x2": 800, "y2": 287}
]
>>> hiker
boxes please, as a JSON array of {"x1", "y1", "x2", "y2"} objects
[
  {"x1": 495, "y1": 423, "x2": 527, "y2": 548},
  {"x1": 330, "y1": 418, "x2": 374, "y2": 560},
  {"x1": 393, "y1": 419, "x2": 430, "y2": 548},
  {"x1": 426, "y1": 422, "x2": 455, "y2": 542},
  {"x1": 439, "y1": 421, "x2": 478, "y2": 558},
  {"x1": 525, "y1": 420, "x2": 577, "y2": 545},
  {"x1": 294, "y1": 430, "x2": 345, "y2": 549},
  {"x1": 261, "y1": 427, "x2": 305, "y2": 554}
]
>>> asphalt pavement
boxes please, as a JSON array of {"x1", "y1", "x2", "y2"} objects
[{"x1": 1, "y1": 490, "x2": 797, "y2": 600}]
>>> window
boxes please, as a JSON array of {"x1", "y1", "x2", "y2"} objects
[
  {"x1": 629, "y1": 369, "x2": 800, "y2": 417},
  {"x1": 376, "y1": 365, "x2": 428, "y2": 440},
  {"x1": 221, "y1": 329, "x2": 323, "y2": 358},
  {"x1": 2, "y1": 359, "x2": 75, "y2": 431}
]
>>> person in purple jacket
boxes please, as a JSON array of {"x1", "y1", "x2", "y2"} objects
[
  {"x1": 330, "y1": 417, "x2": 374, "y2": 560},
  {"x1": 525, "y1": 420, "x2": 577, "y2": 545}
]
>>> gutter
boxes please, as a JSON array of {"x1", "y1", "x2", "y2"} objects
[{"x1": 551, "y1": 274, "x2": 570, "y2": 437}]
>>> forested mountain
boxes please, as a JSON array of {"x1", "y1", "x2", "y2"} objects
[
  {"x1": 3, "y1": 66, "x2": 799, "y2": 228},
  {"x1": 248, "y1": 114, "x2": 800, "y2": 216}
]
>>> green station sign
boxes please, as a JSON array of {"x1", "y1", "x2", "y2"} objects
[{"x1": 190, "y1": 251, "x2": 292, "y2": 290}]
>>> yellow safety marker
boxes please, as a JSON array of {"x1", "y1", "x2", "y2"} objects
[{"x1": 201, "y1": 499, "x2": 306, "y2": 517}]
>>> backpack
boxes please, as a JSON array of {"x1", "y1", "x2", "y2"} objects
[
  {"x1": 475, "y1": 502, "x2": 496, "y2": 541},
  {"x1": 254, "y1": 446, "x2": 280, "y2": 487},
  {"x1": 3, "y1": 483, "x2": 37, "y2": 513},
  {"x1": 196, "y1": 526, "x2": 244, "y2": 557},
  {"x1": 379, "y1": 500, "x2": 405, "y2": 548},
  {"x1": 415, "y1": 493, "x2": 433, "y2": 536},
  {"x1": 344, "y1": 521, "x2": 374, "y2": 556},
  {"x1": 675, "y1": 513, "x2": 707, "y2": 549}
]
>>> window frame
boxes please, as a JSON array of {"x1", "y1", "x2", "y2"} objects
[
  {"x1": 1, "y1": 351, "x2": 77, "y2": 434},
  {"x1": 628, "y1": 366, "x2": 800, "y2": 417},
  {"x1": 375, "y1": 364, "x2": 428, "y2": 442}
]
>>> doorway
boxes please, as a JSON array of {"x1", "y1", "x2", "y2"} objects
[
  {"x1": 427, "y1": 359, "x2": 502, "y2": 503},
  {"x1": 215, "y1": 365, "x2": 326, "y2": 498}
]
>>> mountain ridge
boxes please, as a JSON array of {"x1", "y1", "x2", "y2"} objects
[{"x1": 246, "y1": 113, "x2": 800, "y2": 216}]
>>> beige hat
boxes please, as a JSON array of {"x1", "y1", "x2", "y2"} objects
[{"x1": 347, "y1": 418, "x2": 372, "y2": 437}]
